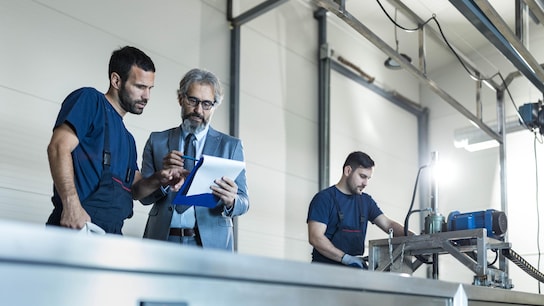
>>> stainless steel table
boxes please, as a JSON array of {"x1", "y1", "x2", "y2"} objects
[{"x1": 0, "y1": 220, "x2": 542, "y2": 305}]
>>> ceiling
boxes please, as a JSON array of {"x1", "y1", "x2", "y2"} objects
[
  {"x1": 324, "y1": 0, "x2": 544, "y2": 83},
  {"x1": 306, "y1": 0, "x2": 544, "y2": 142}
]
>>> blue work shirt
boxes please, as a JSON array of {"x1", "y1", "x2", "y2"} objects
[
  {"x1": 51, "y1": 87, "x2": 138, "y2": 205},
  {"x1": 307, "y1": 186, "x2": 383, "y2": 262}
]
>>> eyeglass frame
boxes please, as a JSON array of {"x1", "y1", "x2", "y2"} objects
[{"x1": 180, "y1": 93, "x2": 216, "y2": 110}]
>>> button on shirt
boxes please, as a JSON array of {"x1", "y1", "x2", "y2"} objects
[{"x1": 170, "y1": 126, "x2": 209, "y2": 228}]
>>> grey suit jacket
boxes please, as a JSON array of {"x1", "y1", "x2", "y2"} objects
[{"x1": 140, "y1": 126, "x2": 249, "y2": 251}]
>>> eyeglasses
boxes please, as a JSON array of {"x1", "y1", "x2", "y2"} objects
[{"x1": 184, "y1": 95, "x2": 216, "y2": 110}]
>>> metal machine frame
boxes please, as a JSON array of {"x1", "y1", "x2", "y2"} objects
[{"x1": 368, "y1": 228, "x2": 512, "y2": 288}]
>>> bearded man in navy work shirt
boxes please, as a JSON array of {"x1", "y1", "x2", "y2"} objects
[
  {"x1": 46, "y1": 46, "x2": 185, "y2": 234},
  {"x1": 307, "y1": 151, "x2": 413, "y2": 268}
]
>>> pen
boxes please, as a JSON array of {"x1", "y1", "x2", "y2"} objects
[{"x1": 182, "y1": 155, "x2": 199, "y2": 161}]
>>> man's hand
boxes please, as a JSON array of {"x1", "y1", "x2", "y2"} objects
[
  {"x1": 162, "y1": 150, "x2": 185, "y2": 169},
  {"x1": 157, "y1": 150, "x2": 194, "y2": 191},
  {"x1": 341, "y1": 254, "x2": 365, "y2": 269},
  {"x1": 60, "y1": 198, "x2": 91, "y2": 229},
  {"x1": 132, "y1": 165, "x2": 188, "y2": 200},
  {"x1": 211, "y1": 176, "x2": 238, "y2": 208},
  {"x1": 156, "y1": 167, "x2": 187, "y2": 192}
]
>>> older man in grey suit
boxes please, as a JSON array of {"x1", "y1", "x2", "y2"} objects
[{"x1": 139, "y1": 68, "x2": 249, "y2": 251}]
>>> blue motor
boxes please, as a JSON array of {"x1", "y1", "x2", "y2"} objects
[{"x1": 447, "y1": 209, "x2": 507, "y2": 239}]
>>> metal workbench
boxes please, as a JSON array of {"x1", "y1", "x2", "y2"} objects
[{"x1": 0, "y1": 220, "x2": 542, "y2": 305}]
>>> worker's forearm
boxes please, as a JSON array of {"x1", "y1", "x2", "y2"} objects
[
  {"x1": 48, "y1": 145, "x2": 80, "y2": 208},
  {"x1": 310, "y1": 235, "x2": 346, "y2": 262},
  {"x1": 132, "y1": 173, "x2": 163, "y2": 200}
]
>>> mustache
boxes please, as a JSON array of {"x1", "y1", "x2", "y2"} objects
[{"x1": 183, "y1": 112, "x2": 204, "y2": 120}]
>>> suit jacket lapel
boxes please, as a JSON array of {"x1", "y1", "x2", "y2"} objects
[{"x1": 203, "y1": 127, "x2": 221, "y2": 156}]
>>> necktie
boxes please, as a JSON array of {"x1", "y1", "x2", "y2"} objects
[
  {"x1": 175, "y1": 133, "x2": 196, "y2": 214},
  {"x1": 184, "y1": 133, "x2": 196, "y2": 171}
]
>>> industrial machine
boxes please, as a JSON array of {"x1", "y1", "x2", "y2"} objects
[
  {"x1": 447, "y1": 209, "x2": 508, "y2": 240},
  {"x1": 369, "y1": 152, "x2": 544, "y2": 289},
  {"x1": 371, "y1": 208, "x2": 544, "y2": 289}
]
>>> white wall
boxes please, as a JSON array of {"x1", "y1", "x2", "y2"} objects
[{"x1": 3, "y1": 0, "x2": 541, "y2": 295}]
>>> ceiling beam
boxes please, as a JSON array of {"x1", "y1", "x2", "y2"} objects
[
  {"x1": 450, "y1": 0, "x2": 544, "y2": 92},
  {"x1": 522, "y1": 0, "x2": 544, "y2": 25},
  {"x1": 386, "y1": 0, "x2": 501, "y2": 90}
]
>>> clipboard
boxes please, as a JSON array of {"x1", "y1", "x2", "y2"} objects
[{"x1": 172, "y1": 155, "x2": 245, "y2": 208}]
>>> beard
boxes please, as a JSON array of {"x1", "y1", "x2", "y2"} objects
[
  {"x1": 181, "y1": 109, "x2": 208, "y2": 134},
  {"x1": 119, "y1": 82, "x2": 146, "y2": 114},
  {"x1": 347, "y1": 177, "x2": 365, "y2": 195}
]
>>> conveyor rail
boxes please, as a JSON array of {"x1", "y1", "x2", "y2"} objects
[{"x1": 503, "y1": 248, "x2": 544, "y2": 283}]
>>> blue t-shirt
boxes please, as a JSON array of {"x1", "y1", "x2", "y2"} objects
[
  {"x1": 307, "y1": 186, "x2": 383, "y2": 241},
  {"x1": 52, "y1": 87, "x2": 138, "y2": 204}
]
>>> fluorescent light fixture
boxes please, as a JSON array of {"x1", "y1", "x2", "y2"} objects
[
  {"x1": 453, "y1": 117, "x2": 524, "y2": 152},
  {"x1": 453, "y1": 126, "x2": 499, "y2": 151},
  {"x1": 460, "y1": 139, "x2": 499, "y2": 152}
]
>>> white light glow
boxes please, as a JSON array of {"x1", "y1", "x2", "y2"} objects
[{"x1": 431, "y1": 157, "x2": 456, "y2": 187}]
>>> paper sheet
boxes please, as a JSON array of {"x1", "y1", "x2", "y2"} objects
[{"x1": 186, "y1": 155, "x2": 245, "y2": 196}]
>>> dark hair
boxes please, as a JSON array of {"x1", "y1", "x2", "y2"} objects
[
  {"x1": 177, "y1": 68, "x2": 224, "y2": 105},
  {"x1": 108, "y1": 46, "x2": 155, "y2": 81},
  {"x1": 343, "y1": 151, "x2": 375, "y2": 169}
]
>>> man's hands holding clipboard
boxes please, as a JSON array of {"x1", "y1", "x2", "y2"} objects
[
  {"x1": 171, "y1": 154, "x2": 245, "y2": 208},
  {"x1": 160, "y1": 151, "x2": 242, "y2": 208},
  {"x1": 210, "y1": 176, "x2": 238, "y2": 208}
]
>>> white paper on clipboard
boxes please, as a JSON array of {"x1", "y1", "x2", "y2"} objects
[{"x1": 186, "y1": 155, "x2": 245, "y2": 196}]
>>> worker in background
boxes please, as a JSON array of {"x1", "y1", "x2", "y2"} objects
[
  {"x1": 46, "y1": 46, "x2": 185, "y2": 234},
  {"x1": 307, "y1": 151, "x2": 413, "y2": 268},
  {"x1": 139, "y1": 68, "x2": 249, "y2": 251}
]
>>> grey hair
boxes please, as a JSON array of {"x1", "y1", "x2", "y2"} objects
[{"x1": 177, "y1": 68, "x2": 223, "y2": 105}]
